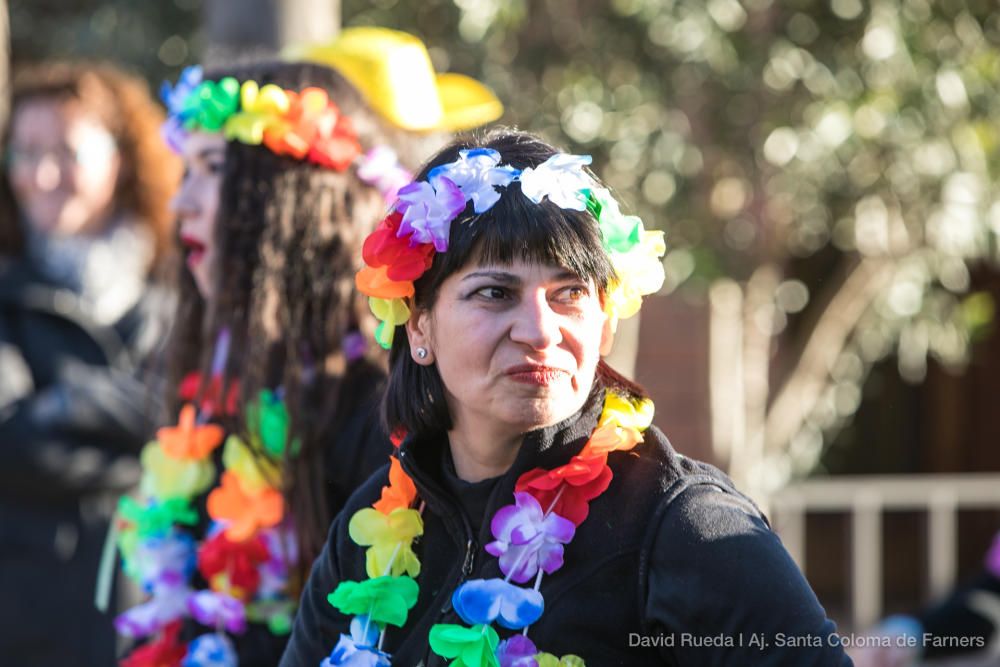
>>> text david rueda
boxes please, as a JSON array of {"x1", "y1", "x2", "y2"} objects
[{"x1": 628, "y1": 632, "x2": 987, "y2": 650}]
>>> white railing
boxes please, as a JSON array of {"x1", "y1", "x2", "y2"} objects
[{"x1": 769, "y1": 473, "x2": 1000, "y2": 631}]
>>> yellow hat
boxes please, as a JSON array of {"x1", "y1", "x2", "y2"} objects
[{"x1": 287, "y1": 27, "x2": 504, "y2": 132}]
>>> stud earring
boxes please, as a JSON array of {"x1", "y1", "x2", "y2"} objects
[{"x1": 416, "y1": 347, "x2": 428, "y2": 360}]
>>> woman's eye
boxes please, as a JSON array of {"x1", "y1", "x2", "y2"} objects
[
  {"x1": 207, "y1": 160, "x2": 226, "y2": 175},
  {"x1": 556, "y1": 285, "x2": 589, "y2": 303},
  {"x1": 474, "y1": 286, "x2": 509, "y2": 300}
]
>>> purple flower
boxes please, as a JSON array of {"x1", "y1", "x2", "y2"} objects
[
  {"x1": 486, "y1": 491, "x2": 576, "y2": 584},
  {"x1": 396, "y1": 177, "x2": 467, "y2": 252},
  {"x1": 451, "y1": 578, "x2": 544, "y2": 630},
  {"x1": 428, "y1": 148, "x2": 520, "y2": 213},
  {"x1": 516, "y1": 153, "x2": 593, "y2": 211},
  {"x1": 321, "y1": 616, "x2": 391, "y2": 667},
  {"x1": 183, "y1": 633, "x2": 237, "y2": 667},
  {"x1": 114, "y1": 580, "x2": 191, "y2": 638},
  {"x1": 496, "y1": 635, "x2": 540, "y2": 667},
  {"x1": 188, "y1": 590, "x2": 247, "y2": 634},
  {"x1": 987, "y1": 531, "x2": 1000, "y2": 577},
  {"x1": 356, "y1": 147, "x2": 414, "y2": 204}
]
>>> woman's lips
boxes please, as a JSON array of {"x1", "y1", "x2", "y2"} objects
[
  {"x1": 505, "y1": 364, "x2": 570, "y2": 386},
  {"x1": 181, "y1": 234, "x2": 206, "y2": 267}
]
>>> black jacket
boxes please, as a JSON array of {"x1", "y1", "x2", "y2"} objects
[
  {"x1": 280, "y1": 383, "x2": 853, "y2": 666},
  {"x1": 0, "y1": 258, "x2": 166, "y2": 666}
]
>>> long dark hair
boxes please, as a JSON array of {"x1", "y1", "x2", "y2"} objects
[
  {"x1": 164, "y1": 60, "x2": 443, "y2": 570},
  {"x1": 383, "y1": 129, "x2": 648, "y2": 441}
]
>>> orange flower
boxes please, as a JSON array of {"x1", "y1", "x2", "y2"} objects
[
  {"x1": 579, "y1": 423, "x2": 643, "y2": 458},
  {"x1": 373, "y1": 457, "x2": 417, "y2": 514},
  {"x1": 207, "y1": 471, "x2": 284, "y2": 542},
  {"x1": 156, "y1": 404, "x2": 225, "y2": 460},
  {"x1": 355, "y1": 265, "x2": 415, "y2": 299}
]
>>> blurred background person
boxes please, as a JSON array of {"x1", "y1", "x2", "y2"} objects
[{"x1": 0, "y1": 60, "x2": 178, "y2": 665}]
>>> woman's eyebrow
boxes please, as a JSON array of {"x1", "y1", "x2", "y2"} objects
[
  {"x1": 197, "y1": 147, "x2": 225, "y2": 160},
  {"x1": 461, "y1": 270, "x2": 521, "y2": 285}
]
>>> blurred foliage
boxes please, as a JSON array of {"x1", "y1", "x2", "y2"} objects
[
  {"x1": 9, "y1": 0, "x2": 201, "y2": 83},
  {"x1": 14, "y1": 0, "x2": 1000, "y2": 464},
  {"x1": 342, "y1": 0, "x2": 1000, "y2": 468}
]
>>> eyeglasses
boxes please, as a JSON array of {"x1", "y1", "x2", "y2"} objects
[{"x1": 7, "y1": 132, "x2": 117, "y2": 171}]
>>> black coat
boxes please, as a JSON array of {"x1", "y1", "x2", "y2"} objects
[
  {"x1": 0, "y1": 258, "x2": 166, "y2": 666},
  {"x1": 280, "y1": 383, "x2": 853, "y2": 666}
]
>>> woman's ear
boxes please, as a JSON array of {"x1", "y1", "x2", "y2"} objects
[{"x1": 405, "y1": 307, "x2": 436, "y2": 365}]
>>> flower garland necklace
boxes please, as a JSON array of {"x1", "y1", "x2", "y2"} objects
[
  {"x1": 113, "y1": 330, "x2": 303, "y2": 666},
  {"x1": 322, "y1": 391, "x2": 655, "y2": 666},
  {"x1": 320, "y1": 146, "x2": 666, "y2": 665},
  {"x1": 161, "y1": 66, "x2": 413, "y2": 204}
]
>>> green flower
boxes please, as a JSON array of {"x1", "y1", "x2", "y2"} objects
[
  {"x1": 429, "y1": 623, "x2": 500, "y2": 667},
  {"x1": 246, "y1": 389, "x2": 301, "y2": 458},
  {"x1": 184, "y1": 77, "x2": 240, "y2": 131},
  {"x1": 536, "y1": 653, "x2": 586, "y2": 666},
  {"x1": 327, "y1": 576, "x2": 419, "y2": 628},
  {"x1": 585, "y1": 188, "x2": 643, "y2": 254},
  {"x1": 117, "y1": 495, "x2": 197, "y2": 539}
]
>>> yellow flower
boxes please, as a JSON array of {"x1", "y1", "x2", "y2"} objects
[
  {"x1": 599, "y1": 391, "x2": 655, "y2": 432},
  {"x1": 369, "y1": 296, "x2": 411, "y2": 349},
  {"x1": 139, "y1": 441, "x2": 215, "y2": 499},
  {"x1": 222, "y1": 435, "x2": 281, "y2": 494},
  {"x1": 348, "y1": 507, "x2": 423, "y2": 578},
  {"x1": 604, "y1": 229, "x2": 666, "y2": 329},
  {"x1": 223, "y1": 81, "x2": 291, "y2": 145}
]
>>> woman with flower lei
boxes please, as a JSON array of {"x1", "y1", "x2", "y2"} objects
[
  {"x1": 279, "y1": 130, "x2": 852, "y2": 667},
  {"x1": 113, "y1": 43, "x2": 502, "y2": 667}
]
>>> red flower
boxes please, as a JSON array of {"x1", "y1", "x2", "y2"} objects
[
  {"x1": 178, "y1": 372, "x2": 239, "y2": 417},
  {"x1": 515, "y1": 454, "x2": 613, "y2": 526},
  {"x1": 119, "y1": 620, "x2": 186, "y2": 667},
  {"x1": 362, "y1": 211, "x2": 435, "y2": 281},
  {"x1": 197, "y1": 531, "x2": 270, "y2": 601}
]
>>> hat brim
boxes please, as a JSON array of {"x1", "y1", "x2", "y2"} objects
[{"x1": 435, "y1": 72, "x2": 504, "y2": 132}]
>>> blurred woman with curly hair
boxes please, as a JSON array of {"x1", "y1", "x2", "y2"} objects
[{"x1": 0, "y1": 61, "x2": 180, "y2": 666}]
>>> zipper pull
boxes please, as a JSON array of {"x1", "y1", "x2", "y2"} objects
[
  {"x1": 461, "y1": 538, "x2": 475, "y2": 577},
  {"x1": 441, "y1": 539, "x2": 477, "y2": 615}
]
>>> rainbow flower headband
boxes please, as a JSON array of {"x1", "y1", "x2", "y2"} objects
[
  {"x1": 161, "y1": 66, "x2": 412, "y2": 202},
  {"x1": 355, "y1": 148, "x2": 667, "y2": 349}
]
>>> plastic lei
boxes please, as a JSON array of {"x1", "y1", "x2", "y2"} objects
[
  {"x1": 115, "y1": 331, "x2": 301, "y2": 666},
  {"x1": 161, "y1": 66, "x2": 412, "y2": 204},
  {"x1": 355, "y1": 148, "x2": 666, "y2": 349},
  {"x1": 319, "y1": 148, "x2": 665, "y2": 664}
]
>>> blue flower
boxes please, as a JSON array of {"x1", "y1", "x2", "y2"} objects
[
  {"x1": 321, "y1": 616, "x2": 391, "y2": 667},
  {"x1": 516, "y1": 154, "x2": 593, "y2": 211},
  {"x1": 451, "y1": 578, "x2": 544, "y2": 630},
  {"x1": 161, "y1": 66, "x2": 204, "y2": 122},
  {"x1": 182, "y1": 633, "x2": 237, "y2": 667},
  {"x1": 428, "y1": 148, "x2": 520, "y2": 214}
]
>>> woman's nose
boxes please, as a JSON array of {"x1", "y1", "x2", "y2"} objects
[
  {"x1": 32, "y1": 154, "x2": 63, "y2": 192},
  {"x1": 170, "y1": 181, "x2": 197, "y2": 217},
  {"x1": 509, "y1": 291, "x2": 563, "y2": 349}
]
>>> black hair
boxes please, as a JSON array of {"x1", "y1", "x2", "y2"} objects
[{"x1": 383, "y1": 128, "x2": 646, "y2": 439}]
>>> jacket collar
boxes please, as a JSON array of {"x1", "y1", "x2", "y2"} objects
[{"x1": 397, "y1": 380, "x2": 605, "y2": 526}]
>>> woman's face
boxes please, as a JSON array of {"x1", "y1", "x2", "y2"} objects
[
  {"x1": 408, "y1": 258, "x2": 613, "y2": 443},
  {"x1": 171, "y1": 132, "x2": 226, "y2": 300},
  {"x1": 8, "y1": 97, "x2": 121, "y2": 236}
]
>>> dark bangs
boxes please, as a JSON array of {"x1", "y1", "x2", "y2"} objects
[{"x1": 411, "y1": 130, "x2": 616, "y2": 310}]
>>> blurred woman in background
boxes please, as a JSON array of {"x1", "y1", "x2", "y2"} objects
[
  {"x1": 115, "y1": 31, "x2": 503, "y2": 665},
  {"x1": 0, "y1": 61, "x2": 179, "y2": 666}
]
